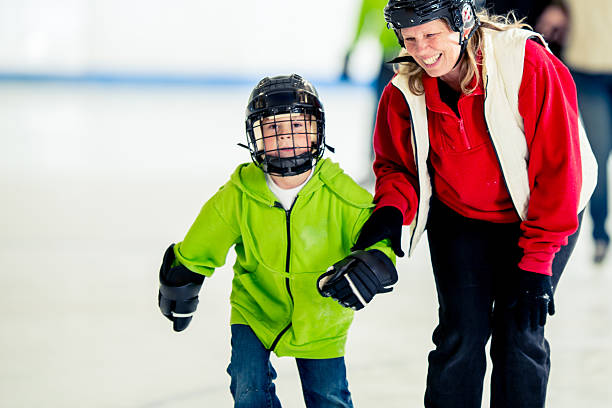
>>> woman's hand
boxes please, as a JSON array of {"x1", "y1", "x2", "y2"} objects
[
  {"x1": 512, "y1": 270, "x2": 555, "y2": 331},
  {"x1": 352, "y1": 206, "x2": 405, "y2": 257}
]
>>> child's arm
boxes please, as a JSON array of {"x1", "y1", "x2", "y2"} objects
[
  {"x1": 157, "y1": 184, "x2": 241, "y2": 331},
  {"x1": 172, "y1": 187, "x2": 242, "y2": 277}
]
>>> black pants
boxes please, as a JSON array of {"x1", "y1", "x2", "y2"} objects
[{"x1": 424, "y1": 199, "x2": 582, "y2": 408}]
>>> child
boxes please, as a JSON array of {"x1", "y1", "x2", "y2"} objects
[{"x1": 157, "y1": 74, "x2": 397, "y2": 408}]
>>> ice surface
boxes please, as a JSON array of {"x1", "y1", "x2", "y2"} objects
[{"x1": 0, "y1": 83, "x2": 610, "y2": 407}]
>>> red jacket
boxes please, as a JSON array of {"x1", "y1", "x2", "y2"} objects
[{"x1": 373, "y1": 40, "x2": 581, "y2": 275}]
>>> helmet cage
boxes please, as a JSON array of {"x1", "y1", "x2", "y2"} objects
[{"x1": 245, "y1": 87, "x2": 325, "y2": 177}]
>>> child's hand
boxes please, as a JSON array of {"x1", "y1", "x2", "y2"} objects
[
  {"x1": 317, "y1": 250, "x2": 397, "y2": 310},
  {"x1": 158, "y1": 244, "x2": 205, "y2": 332}
]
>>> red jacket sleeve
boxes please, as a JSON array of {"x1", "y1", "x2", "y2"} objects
[
  {"x1": 372, "y1": 82, "x2": 420, "y2": 225},
  {"x1": 517, "y1": 40, "x2": 581, "y2": 275}
]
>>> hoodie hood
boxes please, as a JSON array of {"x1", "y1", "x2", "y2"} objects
[{"x1": 229, "y1": 159, "x2": 373, "y2": 209}]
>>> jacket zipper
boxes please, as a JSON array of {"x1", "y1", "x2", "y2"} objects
[
  {"x1": 269, "y1": 198, "x2": 296, "y2": 351},
  {"x1": 458, "y1": 119, "x2": 471, "y2": 149},
  {"x1": 439, "y1": 99, "x2": 470, "y2": 151}
]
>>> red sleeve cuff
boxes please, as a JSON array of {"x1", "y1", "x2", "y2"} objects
[{"x1": 518, "y1": 256, "x2": 553, "y2": 276}]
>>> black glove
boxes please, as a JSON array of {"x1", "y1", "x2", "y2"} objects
[
  {"x1": 317, "y1": 250, "x2": 398, "y2": 310},
  {"x1": 352, "y1": 206, "x2": 405, "y2": 257},
  {"x1": 513, "y1": 270, "x2": 555, "y2": 331},
  {"x1": 158, "y1": 244, "x2": 205, "y2": 332}
]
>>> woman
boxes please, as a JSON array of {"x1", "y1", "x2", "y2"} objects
[{"x1": 323, "y1": 0, "x2": 598, "y2": 407}]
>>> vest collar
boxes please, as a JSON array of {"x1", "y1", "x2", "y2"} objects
[
  {"x1": 422, "y1": 73, "x2": 484, "y2": 114},
  {"x1": 421, "y1": 51, "x2": 485, "y2": 114}
]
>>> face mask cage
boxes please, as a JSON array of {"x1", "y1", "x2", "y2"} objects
[
  {"x1": 245, "y1": 87, "x2": 325, "y2": 176},
  {"x1": 246, "y1": 107, "x2": 325, "y2": 176}
]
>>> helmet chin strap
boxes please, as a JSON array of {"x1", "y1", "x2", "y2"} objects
[
  {"x1": 263, "y1": 151, "x2": 314, "y2": 177},
  {"x1": 452, "y1": 40, "x2": 467, "y2": 69},
  {"x1": 452, "y1": 22, "x2": 479, "y2": 69}
]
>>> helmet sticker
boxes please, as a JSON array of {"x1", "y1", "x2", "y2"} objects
[{"x1": 461, "y1": 3, "x2": 475, "y2": 30}]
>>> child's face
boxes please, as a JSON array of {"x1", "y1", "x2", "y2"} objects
[{"x1": 259, "y1": 113, "x2": 316, "y2": 158}]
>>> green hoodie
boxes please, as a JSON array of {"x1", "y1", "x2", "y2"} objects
[{"x1": 174, "y1": 158, "x2": 395, "y2": 359}]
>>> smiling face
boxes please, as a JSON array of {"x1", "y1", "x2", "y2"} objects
[
  {"x1": 259, "y1": 112, "x2": 316, "y2": 158},
  {"x1": 400, "y1": 19, "x2": 463, "y2": 79}
]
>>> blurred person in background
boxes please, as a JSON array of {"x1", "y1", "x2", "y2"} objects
[
  {"x1": 341, "y1": 0, "x2": 484, "y2": 166},
  {"x1": 536, "y1": 0, "x2": 612, "y2": 264},
  {"x1": 486, "y1": 0, "x2": 564, "y2": 55},
  {"x1": 346, "y1": 0, "x2": 597, "y2": 406},
  {"x1": 341, "y1": 0, "x2": 400, "y2": 163}
]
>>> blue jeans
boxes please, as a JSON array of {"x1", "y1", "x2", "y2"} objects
[
  {"x1": 573, "y1": 69, "x2": 612, "y2": 244},
  {"x1": 227, "y1": 324, "x2": 353, "y2": 408},
  {"x1": 424, "y1": 198, "x2": 582, "y2": 408}
]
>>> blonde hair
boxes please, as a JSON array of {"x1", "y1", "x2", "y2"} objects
[{"x1": 396, "y1": 10, "x2": 530, "y2": 95}]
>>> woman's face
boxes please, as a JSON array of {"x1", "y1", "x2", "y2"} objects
[{"x1": 400, "y1": 19, "x2": 462, "y2": 78}]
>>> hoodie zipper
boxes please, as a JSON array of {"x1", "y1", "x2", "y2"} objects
[{"x1": 269, "y1": 198, "x2": 296, "y2": 352}]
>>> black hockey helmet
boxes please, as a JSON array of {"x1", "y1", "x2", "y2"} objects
[
  {"x1": 384, "y1": 0, "x2": 479, "y2": 48},
  {"x1": 244, "y1": 74, "x2": 326, "y2": 177}
]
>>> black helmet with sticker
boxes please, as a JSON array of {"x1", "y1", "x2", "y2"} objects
[{"x1": 384, "y1": 0, "x2": 479, "y2": 48}]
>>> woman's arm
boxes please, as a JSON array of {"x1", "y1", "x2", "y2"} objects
[
  {"x1": 372, "y1": 82, "x2": 420, "y2": 225},
  {"x1": 517, "y1": 39, "x2": 581, "y2": 275}
]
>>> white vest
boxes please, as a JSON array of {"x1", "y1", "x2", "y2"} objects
[{"x1": 391, "y1": 28, "x2": 598, "y2": 256}]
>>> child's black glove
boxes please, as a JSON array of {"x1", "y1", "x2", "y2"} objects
[
  {"x1": 158, "y1": 244, "x2": 205, "y2": 332},
  {"x1": 317, "y1": 250, "x2": 397, "y2": 310},
  {"x1": 512, "y1": 270, "x2": 555, "y2": 331},
  {"x1": 351, "y1": 206, "x2": 405, "y2": 257}
]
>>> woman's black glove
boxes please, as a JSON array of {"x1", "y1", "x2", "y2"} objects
[
  {"x1": 514, "y1": 270, "x2": 555, "y2": 331},
  {"x1": 351, "y1": 206, "x2": 405, "y2": 257}
]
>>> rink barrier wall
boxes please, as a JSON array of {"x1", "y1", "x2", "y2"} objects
[{"x1": 0, "y1": 72, "x2": 374, "y2": 88}]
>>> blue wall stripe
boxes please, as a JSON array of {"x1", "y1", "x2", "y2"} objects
[{"x1": 0, "y1": 72, "x2": 373, "y2": 88}]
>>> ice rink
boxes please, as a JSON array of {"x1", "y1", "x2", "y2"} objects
[{"x1": 1, "y1": 82, "x2": 611, "y2": 407}]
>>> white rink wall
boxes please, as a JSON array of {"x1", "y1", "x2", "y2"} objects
[{"x1": 0, "y1": 0, "x2": 381, "y2": 82}]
